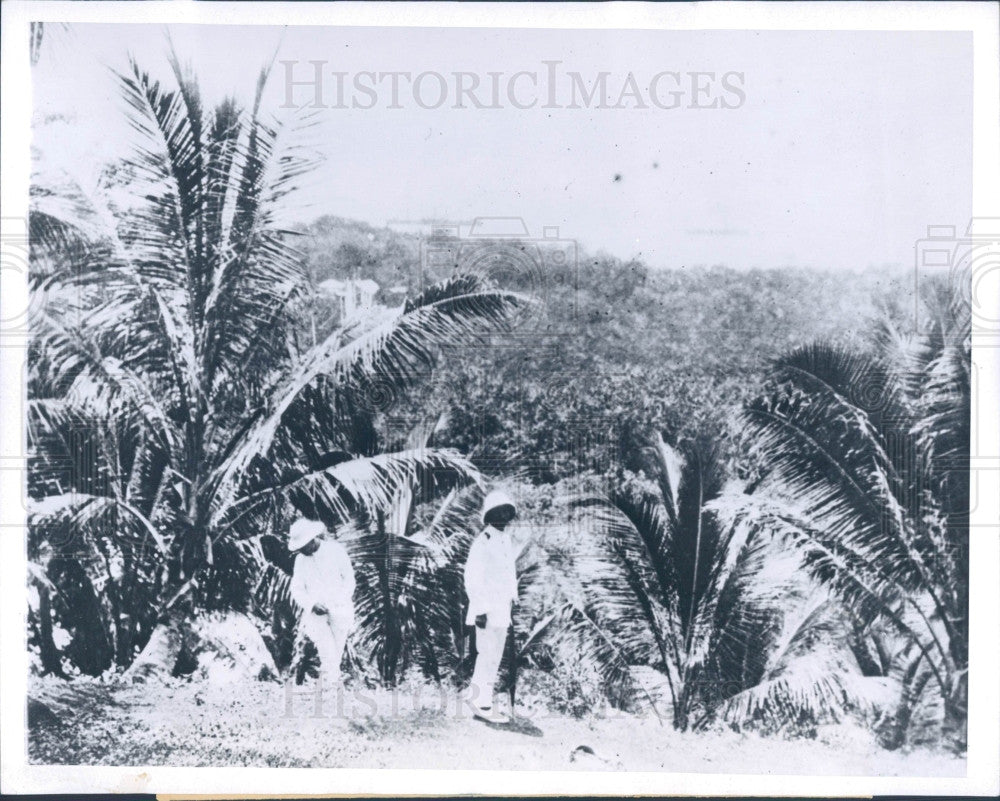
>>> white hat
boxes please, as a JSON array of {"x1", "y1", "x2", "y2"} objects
[
  {"x1": 481, "y1": 489, "x2": 517, "y2": 525},
  {"x1": 288, "y1": 518, "x2": 326, "y2": 551}
]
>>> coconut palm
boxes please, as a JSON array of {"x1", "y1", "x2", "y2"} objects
[
  {"x1": 555, "y1": 431, "x2": 854, "y2": 731},
  {"x1": 733, "y1": 281, "x2": 969, "y2": 750},
  {"x1": 27, "y1": 54, "x2": 525, "y2": 675},
  {"x1": 255, "y1": 417, "x2": 485, "y2": 687},
  {"x1": 28, "y1": 391, "x2": 169, "y2": 672},
  {"x1": 346, "y1": 479, "x2": 484, "y2": 686}
]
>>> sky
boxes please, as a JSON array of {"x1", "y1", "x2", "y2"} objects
[{"x1": 30, "y1": 23, "x2": 973, "y2": 272}]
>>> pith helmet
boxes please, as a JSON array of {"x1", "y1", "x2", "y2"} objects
[
  {"x1": 481, "y1": 489, "x2": 517, "y2": 525},
  {"x1": 288, "y1": 518, "x2": 326, "y2": 551}
]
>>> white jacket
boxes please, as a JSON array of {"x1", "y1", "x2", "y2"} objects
[
  {"x1": 289, "y1": 539, "x2": 356, "y2": 620},
  {"x1": 463, "y1": 525, "x2": 526, "y2": 628}
]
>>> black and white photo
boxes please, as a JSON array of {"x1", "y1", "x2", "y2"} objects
[{"x1": 1, "y1": 1, "x2": 998, "y2": 797}]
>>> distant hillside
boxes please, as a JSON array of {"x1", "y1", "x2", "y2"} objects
[{"x1": 295, "y1": 214, "x2": 913, "y2": 481}]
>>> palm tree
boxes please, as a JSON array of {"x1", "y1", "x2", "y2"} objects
[
  {"x1": 733, "y1": 281, "x2": 969, "y2": 750},
  {"x1": 555, "y1": 431, "x2": 854, "y2": 731},
  {"x1": 347, "y1": 477, "x2": 484, "y2": 686},
  {"x1": 28, "y1": 53, "x2": 524, "y2": 676},
  {"x1": 28, "y1": 390, "x2": 169, "y2": 672},
  {"x1": 256, "y1": 418, "x2": 486, "y2": 687}
]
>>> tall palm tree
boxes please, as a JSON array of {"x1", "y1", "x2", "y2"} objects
[
  {"x1": 558, "y1": 431, "x2": 853, "y2": 731},
  {"x1": 733, "y1": 282, "x2": 969, "y2": 750},
  {"x1": 28, "y1": 54, "x2": 525, "y2": 674}
]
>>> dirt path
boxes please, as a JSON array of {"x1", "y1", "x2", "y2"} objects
[{"x1": 28, "y1": 677, "x2": 964, "y2": 776}]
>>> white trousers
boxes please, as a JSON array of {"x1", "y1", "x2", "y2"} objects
[
  {"x1": 302, "y1": 611, "x2": 353, "y2": 686},
  {"x1": 469, "y1": 625, "x2": 508, "y2": 710}
]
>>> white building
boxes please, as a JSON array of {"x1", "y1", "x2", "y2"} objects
[{"x1": 318, "y1": 278, "x2": 381, "y2": 320}]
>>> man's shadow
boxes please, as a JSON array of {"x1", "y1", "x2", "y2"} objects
[{"x1": 476, "y1": 714, "x2": 544, "y2": 737}]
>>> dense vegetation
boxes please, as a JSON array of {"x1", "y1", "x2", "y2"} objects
[{"x1": 27, "y1": 57, "x2": 967, "y2": 755}]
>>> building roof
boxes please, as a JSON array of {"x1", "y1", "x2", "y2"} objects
[
  {"x1": 318, "y1": 278, "x2": 380, "y2": 297},
  {"x1": 318, "y1": 278, "x2": 348, "y2": 295}
]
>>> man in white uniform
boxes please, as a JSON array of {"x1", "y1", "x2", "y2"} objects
[
  {"x1": 287, "y1": 518, "x2": 356, "y2": 687},
  {"x1": 464, "y1": 490, "x2": 527, "y2": 723}
]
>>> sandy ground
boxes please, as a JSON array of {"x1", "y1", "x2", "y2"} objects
[{"x1": 28, "y1": 675, "x2": 964, "y2": 776}]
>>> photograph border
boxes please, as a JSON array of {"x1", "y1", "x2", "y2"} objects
[{"x1": 1, "y1": 1, "x2": 997, "y2": 796}]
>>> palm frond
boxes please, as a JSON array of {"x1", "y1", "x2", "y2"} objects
[
  {"x1": 29, "y1": 492, "x2": 167, "y2": 556},
  {"x1": 212, "y1": 275, "x2": 525, "y2": 510}
]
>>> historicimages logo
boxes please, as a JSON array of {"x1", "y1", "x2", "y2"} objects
[
  {"x1": 414, "y1": 217, "x2": 578, "y2": 333},
  {"x1": 280, "y1": 60, "x2": 746, "y2": 111}
]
